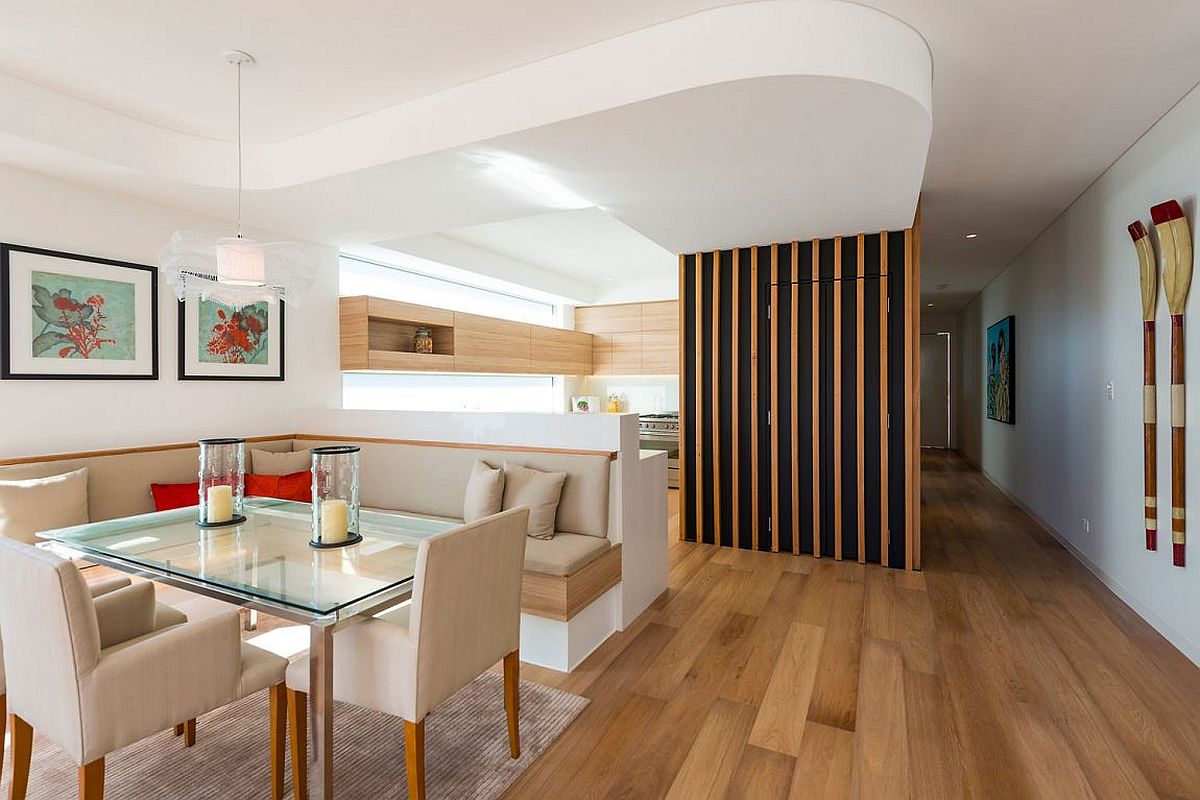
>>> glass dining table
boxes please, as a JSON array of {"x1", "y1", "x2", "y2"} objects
[{"x1": 38, "y1": 497, "x2": 458, "y2": 800}]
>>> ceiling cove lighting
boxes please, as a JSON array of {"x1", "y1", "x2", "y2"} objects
[
  {"x1": 474, "y1": 150, "x2": 592, "y2": 210},
  {"x1": 157, "y1": 51, "x2": 314, "y2": 305}
]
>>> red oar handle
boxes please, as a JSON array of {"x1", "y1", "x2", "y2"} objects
[
  {"x1": 1171, "y1": 314, "x2": 1186, "y2": 567},
  {"x1": 1145, "y1": 321, "x2": 1157, "y2": 550}
]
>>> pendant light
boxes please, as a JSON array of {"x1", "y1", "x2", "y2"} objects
[{"x1": 157, "y1": 51, "x2": 314, "y2": 305}]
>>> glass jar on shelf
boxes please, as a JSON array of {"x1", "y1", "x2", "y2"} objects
[{"x1": 413, "y1": 327, "x2": 434, "y2": 354}]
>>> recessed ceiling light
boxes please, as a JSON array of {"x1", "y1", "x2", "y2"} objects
[
  {"x1": 965, "y1": 233, "x2": 978, "y2": 239},
  {"x1": 927, "y1": 302, "x2": 934, "y2": 307}
]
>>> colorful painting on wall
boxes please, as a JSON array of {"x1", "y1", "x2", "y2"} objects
[
  {"x1": 178, "y1": 295, "x2": 284, "y2": 380},
  {"x1": 1, "y1": 244, "x2": 158, "y2": 379},
  {"x1": 986, "y1": 315, "x2": 1015, "y2": 424}
]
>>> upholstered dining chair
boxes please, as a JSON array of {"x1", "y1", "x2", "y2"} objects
[
  {"x1": 0, "y1": 571, "x2": 190, "y2": 787},
  {"x1": 286, "y1": 507, "x2": 530, "y2": 800},
  {"x1": 0, "y1": 539, "x2": 290, "y2": 800}
]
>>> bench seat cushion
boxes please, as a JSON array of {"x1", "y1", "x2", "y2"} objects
[
  {"x1": 366, "y1": 507, "x2": 611, "y2": 577},
  {"x1": 523, "y1": 533, "x2": 611, "y2": 577}
]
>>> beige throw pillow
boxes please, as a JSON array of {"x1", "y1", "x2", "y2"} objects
[
  {"x1": 251, "y1": 448, "x2": 312, "y2": 476},
  {"x1": 502, "y1": 461, "x2": 566, "y2": 540},
  {"x1": 0, "y1": 468, "x2": 90, "y2": 544},
  {"x1": 463, "y1": 460, "x2": 505, "y2": 523}
]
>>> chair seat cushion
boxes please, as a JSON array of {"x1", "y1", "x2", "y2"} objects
[{"x1": 523, "y1": 533, "x2": 611, "y2": 577}]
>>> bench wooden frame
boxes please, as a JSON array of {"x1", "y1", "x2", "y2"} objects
[{"x1": 520, "y1": 545, "x2": 622, "y2": 621}]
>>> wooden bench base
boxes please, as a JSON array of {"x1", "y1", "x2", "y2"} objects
[{"x1": 520, "y1": 545, "x2": 622, "y2": 621}]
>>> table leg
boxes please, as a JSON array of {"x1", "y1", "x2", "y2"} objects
[{"x1": 309, "y1": 623, "x2": 335, "y2": 799}]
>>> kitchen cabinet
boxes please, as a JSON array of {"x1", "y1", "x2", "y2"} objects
[{"x1": 575, "y1": 300, "x2": 679, "y2": 375}]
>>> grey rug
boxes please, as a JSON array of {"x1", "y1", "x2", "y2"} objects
[{"x1": 1, "y1": 672, "x2": 587, "y2": 799}]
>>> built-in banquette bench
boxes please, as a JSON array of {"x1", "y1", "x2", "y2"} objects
[{"x1": 0, "y1": 434, "x2": 622, "y2": 629}]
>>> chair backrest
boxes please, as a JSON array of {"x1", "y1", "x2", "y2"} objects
[
  {"x1": 408, "y1": 507, "x2": 529, "y2": 719},
  {"x1": 0, "y1": 539, "x2": 100, "y2": 761}
]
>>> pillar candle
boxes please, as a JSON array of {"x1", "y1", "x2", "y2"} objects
[
  {"x1": 320, "y1": 498, "x2": 349, "y2": 544},
  {"x1": 206, "y1": 484, "x2": 233, "y2": 524}
]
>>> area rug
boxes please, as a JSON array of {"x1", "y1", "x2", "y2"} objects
[{"x1": 0, "y1": 672, "x2": 587, "y2": 799}]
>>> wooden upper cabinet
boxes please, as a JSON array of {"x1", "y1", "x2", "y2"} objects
[
  {"x1": 530, "y1": 327, "x2": 593, "y2": 375},
  {"x1": 453, "y1": 313, "x2": 532, "y2": 373},
  {"x1": 575, "y1": 303, "x2": 642, "y2": 334},
  {"x1": 574, "y1": 300, "x2": 679, "y2": 374}
]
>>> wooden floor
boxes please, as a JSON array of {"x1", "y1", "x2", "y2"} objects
[{"x1": 502, "y1": 449, "x2": 1200, "y2": 799}]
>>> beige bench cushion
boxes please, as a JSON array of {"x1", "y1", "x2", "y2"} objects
[
  {"x1": 0, "y1": 468, "x2": 89, "y2": 543},
  {"x1": 523, "y1": 533, "x2": 611, "y2": 577}
]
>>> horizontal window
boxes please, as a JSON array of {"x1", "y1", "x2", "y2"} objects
[{"x1": 343, "y1": 373, "x2": 557, "y2": 413}]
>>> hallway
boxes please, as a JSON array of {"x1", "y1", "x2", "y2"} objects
[{"x1": 504, "y1": 450, "x2": 1200, "y2": 799}]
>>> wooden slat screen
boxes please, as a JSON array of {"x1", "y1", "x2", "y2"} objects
[{"x1": 679, "y1": 221, "x2": 920, "y2": 569}]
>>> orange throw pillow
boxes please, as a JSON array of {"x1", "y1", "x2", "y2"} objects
[{"x1": 245, "y1": 471, "x2": 312, "y2": 502}]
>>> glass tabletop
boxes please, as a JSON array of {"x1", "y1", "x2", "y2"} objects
[{"x1": 37, "y1": 498, "x2": 458, "y2": 622}]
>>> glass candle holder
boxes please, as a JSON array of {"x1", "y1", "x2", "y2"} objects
[
  {"x1": 310, "y1": 445, "x2": 362, "y2": 548},
  {"x1": 197, "y1": 438, "x2": 246, "y2": 527}
]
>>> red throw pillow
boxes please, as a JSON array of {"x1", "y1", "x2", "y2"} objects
[
  {"x1": 245, "y1": 471, "x2": 312, "y2": 502},
  {"x1": 150, "y1": 482, "x2": 200, "y2": 511}
]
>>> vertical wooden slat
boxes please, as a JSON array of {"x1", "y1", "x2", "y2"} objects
[
  {"x1": 695, "y1": 252, "x2": 705, "y2": 545},
  {"x1": 908, "y1": 202, "x2": 922, "y2": 570},
  {"x1": 856, "y1": 235, "x2": 866, "y2": 563},
  {"x1": 732, "y1": 249, "x2": 740, "y2": 549},
  {"x1": 770, "y1": 243, "x2": 780, "y2": 552},
  {"x1": 712, "y1": 249, "x2": 723, "y2": 548},
  {"x1": 811, "y1": 239, "x2": 821, "y2": 558},
  {"x1": 679, "y1": 255, "x2": 687, "y2": 541},
  {"x1": 834, "y1": 237, "x2": 843, "y2": 560},
  {"x1": 751, "y1": 247, "x2": 760, "y2": 548},
  {"x1": 791, "y1": 244, "x2": 800, "y2": 555},
  {"x1": 880, "y1": 232, "x2": 890, "y2": 568}
]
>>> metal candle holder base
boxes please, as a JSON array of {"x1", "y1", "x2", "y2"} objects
[
  {"x1": 196, "y1": 515, "x2": 247, "y2": 529},
  {"x1": 309, "y1": 532, "x2": 363, "y2": 550}
]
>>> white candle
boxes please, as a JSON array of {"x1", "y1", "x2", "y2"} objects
[
  {"x1": 206, "y1": 484, "x2": 233, "y2": 524},
  {"x1": 320, "y1": 499, "x2": 349, "y2": 544}
]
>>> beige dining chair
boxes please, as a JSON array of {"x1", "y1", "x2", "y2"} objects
[
  {"x1": 285, "y1": 507, "x2": 530, "y2": 800},
  {"x1": 0, "y1": 539, "x2": 290, "y2": 800},
  {"x1": 0, "y1": 571, "x2": 190, "y2": 787}
]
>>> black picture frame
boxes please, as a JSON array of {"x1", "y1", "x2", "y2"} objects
[
  {"x1": 177, "y1": 296, "x2": 285, "y2": 381},
  {"x1": 0, "y1": 243, "x2": 159, "y2": 380}
]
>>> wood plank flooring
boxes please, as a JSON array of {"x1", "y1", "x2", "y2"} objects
[{"x1": 502, "y1": 449, "x2": 1200, "y2": 799}]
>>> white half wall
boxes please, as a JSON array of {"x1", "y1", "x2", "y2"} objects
[
  {"x1": 0, "y1": 163, "x2": 341, "y2": 459},
  {"x1": 957, "y1": 83, "x2": 1200, "y2": 665}
]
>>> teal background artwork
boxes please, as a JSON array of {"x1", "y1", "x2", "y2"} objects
[
  {"x1": 30, "y1": 269, "x2": 136, "y2": 360},
  {"x1": 198, "y1": 299, "x2": 270, "y2": 364},
  {"x1": 986, "y1": 315, "x2": 1014, "y2": 424}
]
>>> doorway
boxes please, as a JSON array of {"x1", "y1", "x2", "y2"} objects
[{"x1": 920, "y1": 332, "x2": 950, "y2": 448}]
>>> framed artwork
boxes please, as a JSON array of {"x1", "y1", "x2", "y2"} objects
[
  {"x1": 986, "y1": 315, "x2": 1015, "y2": 424},
  {"x1": 1, "y1": 244, "x2": 158, "y2": 380},
  {"x1": 178, "y1": 295, "x2": 284, "y2": 380}
]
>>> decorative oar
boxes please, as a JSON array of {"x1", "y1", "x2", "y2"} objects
[
  {"x1": 1130, "y1": 220, "x2": 1158, "y2": 551},
  {"x1": 1153, "y1": 199, "x2": 1193, "y2": 567}
]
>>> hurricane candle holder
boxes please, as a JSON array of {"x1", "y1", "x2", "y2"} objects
[
  {"x1": 310, "y1": 445, "x2": 362, "y2": 548},
  {"x1": 197, "y1": 437, "x2": 246, "y2": 527}
]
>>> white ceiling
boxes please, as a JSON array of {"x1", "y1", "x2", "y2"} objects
[{"x1": 0, "y1": 0, "x2": 1197, "y2": 310}]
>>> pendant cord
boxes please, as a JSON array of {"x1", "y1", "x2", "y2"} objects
[{"x1": 235, "y1": 60, "x2": 243, "y2": 239}]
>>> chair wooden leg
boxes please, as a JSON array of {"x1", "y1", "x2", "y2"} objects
[
  {"x1": 9, "y1": 713, "x2": 33, "y2": 800},
  {"x1": 182, "y1": 718, "x2": 196, "y2": 747},
  {"x1": 287, "y1": 690, "x2": 308, "y2": 800},
  {"x1": 0, "y1": 693, "x2": 6, "y2": 787},
  {"x1": 503, "y1": 650, "x2": 521, "y2": 759},
  {"x1": 79, "y1": 758, "x2": 104, "y2": 800},
  {"x1": 269, "y1": 685, "x2": 286, "y2": 800},
  {"x1": 404, "y1": 719, "x2": 426, "y2": 800},
  {"x1": 173, "y1": 723, "x2": 184, "y2": 736}
]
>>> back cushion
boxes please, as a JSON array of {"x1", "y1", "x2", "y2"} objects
[
  {"x1": 246, "y1": 471, "x2": 313, "y2": 502},
  {"x1": 0, "y1": 468, "x2": 90, "y2": 543},
  {"x1": 296, "y1": 440, "x2": 611, "y2": 538},
  {"x1": 251, "y1": 448, "x2": 312, "y2": 476},
  {"x1": 150, "y1": 481, "x2": 200, "y2": 511}
]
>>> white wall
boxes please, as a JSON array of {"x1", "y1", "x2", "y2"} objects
[
  {"x1": 0, "y1": 164, "x2": 341, "y2": 458},
  {"x1": 957, "y1": 84, "x2": 1200, "y2": 664}
]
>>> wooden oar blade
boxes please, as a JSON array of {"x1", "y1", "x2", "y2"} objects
[
  {"x1": 1153, "y1": 200, "x2": 1193, "y2": 314},
  {"x1": 1130, "y1": 220, "x2": 1157, "y2": 321}
]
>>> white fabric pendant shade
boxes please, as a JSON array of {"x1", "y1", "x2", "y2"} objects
[{"x1": 157, "y1": 231, "x2": 316, "y2": 305}]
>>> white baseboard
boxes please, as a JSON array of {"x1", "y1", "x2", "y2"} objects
[{"x1": 973, "y1": 465, "x2": 1200, "y2": 668}]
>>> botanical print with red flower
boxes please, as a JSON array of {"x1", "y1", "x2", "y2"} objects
[
  {"x1": 199, "y1": 299, "x2": 270, "y2": 364},
  {"x1": 30, "y1": 271, "x2": 136, "y2": 360}
]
